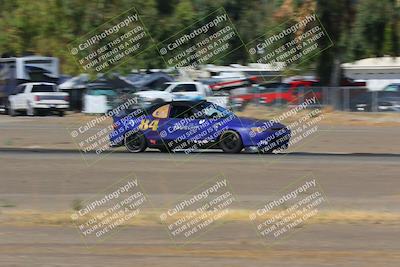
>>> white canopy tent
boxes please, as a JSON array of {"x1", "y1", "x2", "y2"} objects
[{"x1": 342, "y1": 56, "x2": 400, "y2": 91}]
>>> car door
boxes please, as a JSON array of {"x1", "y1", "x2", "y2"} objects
[
  {"x1": 12, "y1": 85, "x2": 25, "y2": 109},
  {"x1": 191, "y1": 104, "x2": 232, "y2": 144},
  {"x1": 160, "y1": 103, "x2": 201, "y2": 150},
  {"x1": 170, "y1": 84, "x2": 202, "y2": 101}
]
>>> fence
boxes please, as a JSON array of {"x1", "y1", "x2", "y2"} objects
[{"x1": 230, "y1": 86, "x2": 397, "y2": 112}]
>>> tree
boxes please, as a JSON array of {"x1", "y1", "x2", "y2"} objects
[
  {"x1": 350, "y1": 0, "x2": 399, "y2": 58},
  {"x1": 0, "y1": 0, "x2": 398, "y2": 78}
]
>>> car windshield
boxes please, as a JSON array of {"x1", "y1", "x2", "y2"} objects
[
  {"x1": 158, "y1": 83, "x2": 171, "y2": 91},
  {"x1": 87, "y1": 88, "x2": 117, "y2": 96},
  {"x1": 198, "y1": 102, "x2": 233, "y2": 119},
  {"x1": 384, "y1": 84, "x2": 400, "y2": 92}
]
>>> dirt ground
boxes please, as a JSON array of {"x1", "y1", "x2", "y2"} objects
[{"x1": 1, "y1": 223, "x2": 400, "y2": 267}]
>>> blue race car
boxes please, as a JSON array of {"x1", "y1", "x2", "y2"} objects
[{"x1": 109, "y1": 100, "x2": 291, "y2": 154}]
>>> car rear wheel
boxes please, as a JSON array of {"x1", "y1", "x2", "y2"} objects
[
  {"x1": 27, "y1": 103, "x2": 36, "y2": 116},
  {"x1": 124, "y1": 131, "x2": 147, "y2": 153},
  {"x1": 219, "y1": 130, "x2": 243, "y2": 153},
  {"x1": 8, "y1": 102, "x2": 16, "y2": 117}
]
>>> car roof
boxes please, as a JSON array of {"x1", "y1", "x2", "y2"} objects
[
  {"x1": 146, "y1": 100, "x2": 206, "y2": 112},
  {"x1": 157, "y1": 100, "x2": 206, "y2": 105},
  {"x1": 165, "y1": 82, "x2": 200, "y2": 84},
  {"x1": 20, "y1": 82, "x2": 55, "y2": 86}
]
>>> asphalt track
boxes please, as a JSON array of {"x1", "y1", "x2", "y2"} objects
[
  {"x1": 1, "y1": 149, "x2": 399, "y2": 266},
  {"x1": 1, "y1": 149, "x2": 399, "y2": 211}
]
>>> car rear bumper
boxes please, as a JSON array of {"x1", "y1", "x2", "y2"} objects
[{"x1": 33, "y1": 104, "x2": 69, "y2": 110}]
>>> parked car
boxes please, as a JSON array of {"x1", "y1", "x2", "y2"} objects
[
  {"x1": 383, "y1": 83, "x2": 400, "y2": 92},
  {"x1": 230, "y1": 81, "x2": 321, "y2": 111},
  {"x1": 229, "y1": 83, "x2": 287, "y2": 111},
  {"x1": 134, "y1": 82, "x2": 229, "y2": 108},
  {"x1": 340, "y1": 78, "x2": 366, "y2": 87},
  {"x1": 8, "y1": 82, "x2": 69, "y2": 116},
  {"x1": 350, "y1": 91, "x2": 400, "y2": 112},
  {"x1": 0, "y1": 56, "x2": 60, "y2": 113},
  {"x1": 109, "y1": 100, "x2": 291, "y2": 154}
]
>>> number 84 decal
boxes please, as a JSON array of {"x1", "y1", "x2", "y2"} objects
[{"x1": 138, "y1": 119, "x2": 159, "y2": 131}]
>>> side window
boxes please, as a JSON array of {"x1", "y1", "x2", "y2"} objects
[
  {"x1": 271, "y1": 84, "x2": 291, "y2": 92},
  {"x1": 169, "y1": 105, "x2": 194, "y2": 118},
  {"x1": 171, "y1": 84, "x2": 197, "y2": 93},
  {"x1": 280, "y1": 84, "x2": 291, "y2": 92},
  {"x1": 292, "y1": 86, "x2": 306, "y2": 94},
  {"x1": 13, "y1": 85, "x2": 25, "y2": 94},
  {"x1": 170, "y1": 85, "x2": 183, "y2": 92}
]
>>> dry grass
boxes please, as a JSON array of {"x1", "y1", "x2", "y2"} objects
[{"x1": 1, "y1": 209, "x2": 399, "y2": 227}]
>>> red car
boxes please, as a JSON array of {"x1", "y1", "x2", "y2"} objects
[{"x1": 230, "y1": 81, "x2": 321, "y2": 110}]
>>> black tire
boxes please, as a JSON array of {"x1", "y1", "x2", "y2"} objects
[
  {"x1": 26, "y1": 103, "x2": 36, "y2": 116},
  {"x1": 124, "y1": 131, "x2": 147, "y2": 153},
  {"x1": 8, "y1": 103, "x2": 16, "y2": 117},
  {"x1": 58, "y1": 110, "x2": 65, "y2": 117},
  {"x1": 219, "y1": 130, "x2": 243, "y2": 153}
]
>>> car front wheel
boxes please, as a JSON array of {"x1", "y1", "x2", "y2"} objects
[
  {"x1": 124, "y1": 131, "x2": 147, "y2": 153},
  {"x1": 219, "y1": 130, "x2": 243, "y2": 153}
]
